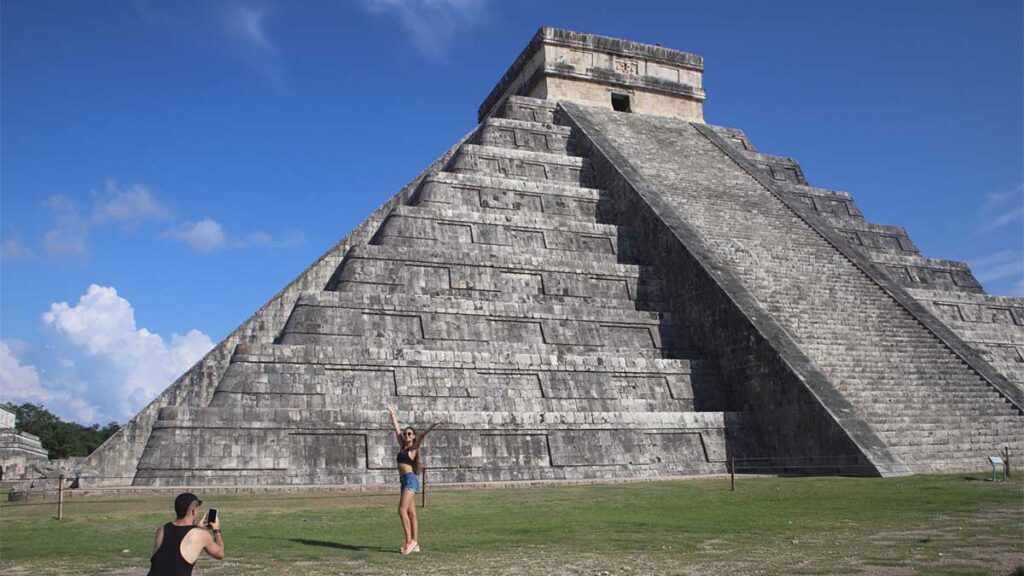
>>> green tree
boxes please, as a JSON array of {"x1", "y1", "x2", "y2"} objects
[{"x1": 1, "y1": 402, "x2": 121, "y2": 459}]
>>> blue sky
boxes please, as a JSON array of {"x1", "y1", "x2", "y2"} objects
[{"x1": 2, "y1": 0, "x2": 1021, "y2": 425}]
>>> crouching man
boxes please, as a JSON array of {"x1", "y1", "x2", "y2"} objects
[{"x1": 147, "y1": 492, "x2": 224, "y2": 576}]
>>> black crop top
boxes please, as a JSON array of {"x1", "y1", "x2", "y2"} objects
[{"x1": 397, "y1": 447, "x2": 414, "y2": 467}]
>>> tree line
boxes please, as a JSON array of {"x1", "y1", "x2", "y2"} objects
[{"x1": 2, "y1": 402, "x2": 121, "y2": 459}]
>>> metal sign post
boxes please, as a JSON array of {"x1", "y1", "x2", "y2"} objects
[{"x1": 987, "y1": 456, "x2": 1006, "y2": 482}]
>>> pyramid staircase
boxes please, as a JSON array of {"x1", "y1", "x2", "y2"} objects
[{"x1": 560, "y1": 103, "x2": 1023, "y2": 475}]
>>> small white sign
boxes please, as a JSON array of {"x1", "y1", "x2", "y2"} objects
[{"x1": 988, "y1": 456, "x2": 1004, "y2": 465}]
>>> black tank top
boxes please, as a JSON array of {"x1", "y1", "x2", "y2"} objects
[
  {"x1": 397, "y1": 447, "x2": 415, "y2": 467},
  {"x1": 147, "y1": 522, "x2": 197, "y2": 576}
]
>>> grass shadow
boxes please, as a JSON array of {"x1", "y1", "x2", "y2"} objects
[{"x1": 288, "y1": 538, "x2": 395, "y2": 554}]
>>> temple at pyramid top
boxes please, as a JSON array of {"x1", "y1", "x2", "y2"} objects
[{"x1": 478, "y1": 27, "x2": 706, "y2": 122}]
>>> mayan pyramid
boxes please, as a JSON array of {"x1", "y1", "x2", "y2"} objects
[{"x1": 77, "y1": 28, "x2": 1022, "y2": 487}]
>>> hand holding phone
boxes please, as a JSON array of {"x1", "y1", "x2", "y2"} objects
[{"x1": 207, "y1": 508, "x2": 219, "y2": 530}]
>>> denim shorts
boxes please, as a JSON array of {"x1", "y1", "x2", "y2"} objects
[{"x1": 400, "y1": 472, "x2": 420, "y2": 493}]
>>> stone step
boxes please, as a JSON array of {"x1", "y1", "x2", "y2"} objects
[
  {"x1": 213, "y1": 391, "x2": 700, "y2": 414},
  {"x1": 888, "y1": 438, "x2": 1024, "y2": 451},
  {"x1": 904, "y1": 288, "x2": 1024, "y2": 310},
  {"x1": 338, "y1": 280, "x2": 667, "y2": 312},
  {"x1": 874, "y1": 424, "x2": 1023, "y2": 437},
  {"x1": 213, "y1": 359, "x2": 717, "y2": 410},
  {"x1": 233, "y1": 343, "x2": 706, "y2": 373},
  {"x1": 477, "y1": 117, "x2": 575, "y2": 155},
  {"x1": 866, "y1": 414, "x2": 1021, "y2": 426},
  {"x1": 805, "y1": 216, "x2": 918, "y2": 255},
  {"x1": 294, "y1": 290, "x2": 671, "y2": 323},
  {"x1": 496, "y1": 95, "x2": 558, "y2": 124},
  {"x1": 334, "y1": 245, "x2": 663, "y2": 305},
  {"x1": 277, "y1": 332, "x2": 693, "y2": 361},
  {"x1": 376, "y1": 205, "x2": 632, "y2": 259},
  {"x1": 279, "y1": 291, "x2": 693, "y2": 353},
  {"x1": 133, "y1": 461, "x2": 730, "y2": 489},
  {"x1": 906, "y1": 460, "x2": 1012, "y2": 474},
  {"x1": 814, "y1": 352, "x2": 968, "y2": 363},
  {"x1": 863, "y1": 407, "x2": 1018, "y2": 420},
  {"x1": 849, "y1": 390, "x2": 1012, "y2": 402},
  {"x1": 840, "y1": 390, "x2": 1002, "y2": 401},
  {"x1": 417, "y1": 171, "x2": 609, "y2": 222},
  {"x1": 866, "y1": 252, "x2": 983, "y2": 293},
  {"x1": 815, "y1": 358, "x2": 972, "y2": 370},
  {"x1": 156, "y1": 406, "x2": 737, "y2": 430},
  {"x1": 775, "y1": 182, "x2": 863, "y2": 220},
  {"x1": 826, "y1": 369, "x2": 976, "y2": 379},
  {"x1": 449, "y1": 144, "x2": 593, "y2": 186},
  {"x1": 392, "y1": 205, "x2": 621, "y2": 237},
  {"x1": 888, "y1": 443, "x2": 1024, "y2": 458},
  {"x1": 348, "y1": 244, "x2": 645, "y2": 277}
]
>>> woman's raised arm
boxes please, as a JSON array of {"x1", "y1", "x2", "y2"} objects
[
  {"x1": 412, "y1": 418, "x2": 445, "y2": 450},
  {"x1": 385, "y1": 403, "x2": 402, "y2": 442}
]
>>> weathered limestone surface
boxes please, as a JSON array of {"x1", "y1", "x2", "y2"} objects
[
  {"x1": 709, "y1": 128, "x2": 1020, "y2": 390},
  {"x1": 479, "y1": 27, "x2": 705, "y2": 123},
  {"x1": 75, "y1": 27, "x2": 1021, "y2": 490},
  {"x1": 562, "y1": 103, "x2": 1022, "y2": 474},
  {"x1": 129, "y1": 92, "x2": 738, "y2": 487},
  {"x1": 77, "y1": 130, "x2": 478, "y2": 486},
  {"x1": 0, "y1": 408, "x2": 49, "y2": 481}
]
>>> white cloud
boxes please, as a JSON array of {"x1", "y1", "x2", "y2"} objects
[
  {"x1": 980, "y1": 181, "x2": 1024, "y2": 232},
  {"x1": 0, "y1": 341, "x2": 51, "y2": 403},
  {"x1": 969, "y1": 250, "x2": 1024, "y2": 298},
  {"x1": 168, "y1": 218, "x2": 304, "y2": 252},
  {"x1": 42, "y1": 182, "x2": 171, "y2": 257},
  {"x1": 234, "y1": 228, "x2": 305, "y2": 249},
  {"x1": 0, "y1": 237, "x2": 34, "y2": 260},
  {"x1": 40, "y1": 284, "x2": 214, "y2": 421},
  {"x1": 43, "y1": 195, "x2": 90, "y2": 257},
  {"x1": 360, "y1": 0, "x2": 489, "y2": 58},
  {"x1": 221, "y1": 1, "x2": 284, "y2": 89},
  {"x1": 93, "y1": 180, "x2": 172, "y2": 225},
  {"x1": 984, "y1": 207, "x2": 1024, "y2": 231},
  {"x1": 171, "y1": 219, "x2": 228, "y2": 252},
  {"x1": 229, "y1": 3, "x2": 273, "y2": 49},
  {"x1": 0, "y1": 341, "x2": 100, "y2": 423}
]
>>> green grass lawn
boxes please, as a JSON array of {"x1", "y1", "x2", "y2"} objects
[{"x1": 2, "y1": 474, "x2": 1022, "y2": 575}]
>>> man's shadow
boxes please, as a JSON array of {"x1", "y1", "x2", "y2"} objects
[{"x1": 288, "y1": 538, "x2": 395, "y2": 554}]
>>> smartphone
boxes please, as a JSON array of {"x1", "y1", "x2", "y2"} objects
[{"x1": 207, "y1": 508, "x2": 218, "y2": 526}]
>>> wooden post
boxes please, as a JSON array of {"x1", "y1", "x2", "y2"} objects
[
  {"x1": 420, "y1": 467, "x2": 427, "y2": 508},
  {"x1": 1004, "y1": 446, "x2": 1011, "y2": 478},
  {"x1": 57, "y1": 475, "x2": 65, "y2": 520},
  {"x1": 730, "y1": 456, "x2": 735, "y2": 492}
]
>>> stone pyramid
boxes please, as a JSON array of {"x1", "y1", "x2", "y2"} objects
[{"x1": 79, "y1": 28, "x2": 1022, "y2": 487}]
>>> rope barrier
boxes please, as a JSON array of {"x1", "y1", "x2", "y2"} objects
[{"x1": 3, "y1": 453, "x2": 1007, "y2": 517}]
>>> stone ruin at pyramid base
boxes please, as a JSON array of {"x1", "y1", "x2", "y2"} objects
[{"x1": 37, "y1": 27, "x2": 1021, "y2": 493}]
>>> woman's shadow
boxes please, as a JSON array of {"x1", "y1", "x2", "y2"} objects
[{"x1": 288, "y1": 538, "x2": 395, "y2": 554}]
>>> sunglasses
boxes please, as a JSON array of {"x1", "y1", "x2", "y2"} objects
[{"x1": 403, "y1": 432, "x2": 415, "y2": 437}]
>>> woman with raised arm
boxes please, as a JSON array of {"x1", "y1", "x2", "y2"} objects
[{"x1": 385, "y1": 403, "x2": 443, "y2": 555}]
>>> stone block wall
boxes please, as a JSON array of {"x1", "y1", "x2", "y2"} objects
[
  {"x1": 707, "y1": 127, "x2": 1021, "y2": 395},
  {"x1": 128, "y1": 95, "x2": 741, "y2": 487},
  {"x1": 77, "y1": 129, "x2": 479, "y2": 486},
  {"x1": 561, "y1": 102, "x2": 1021, "y2": 474}
]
